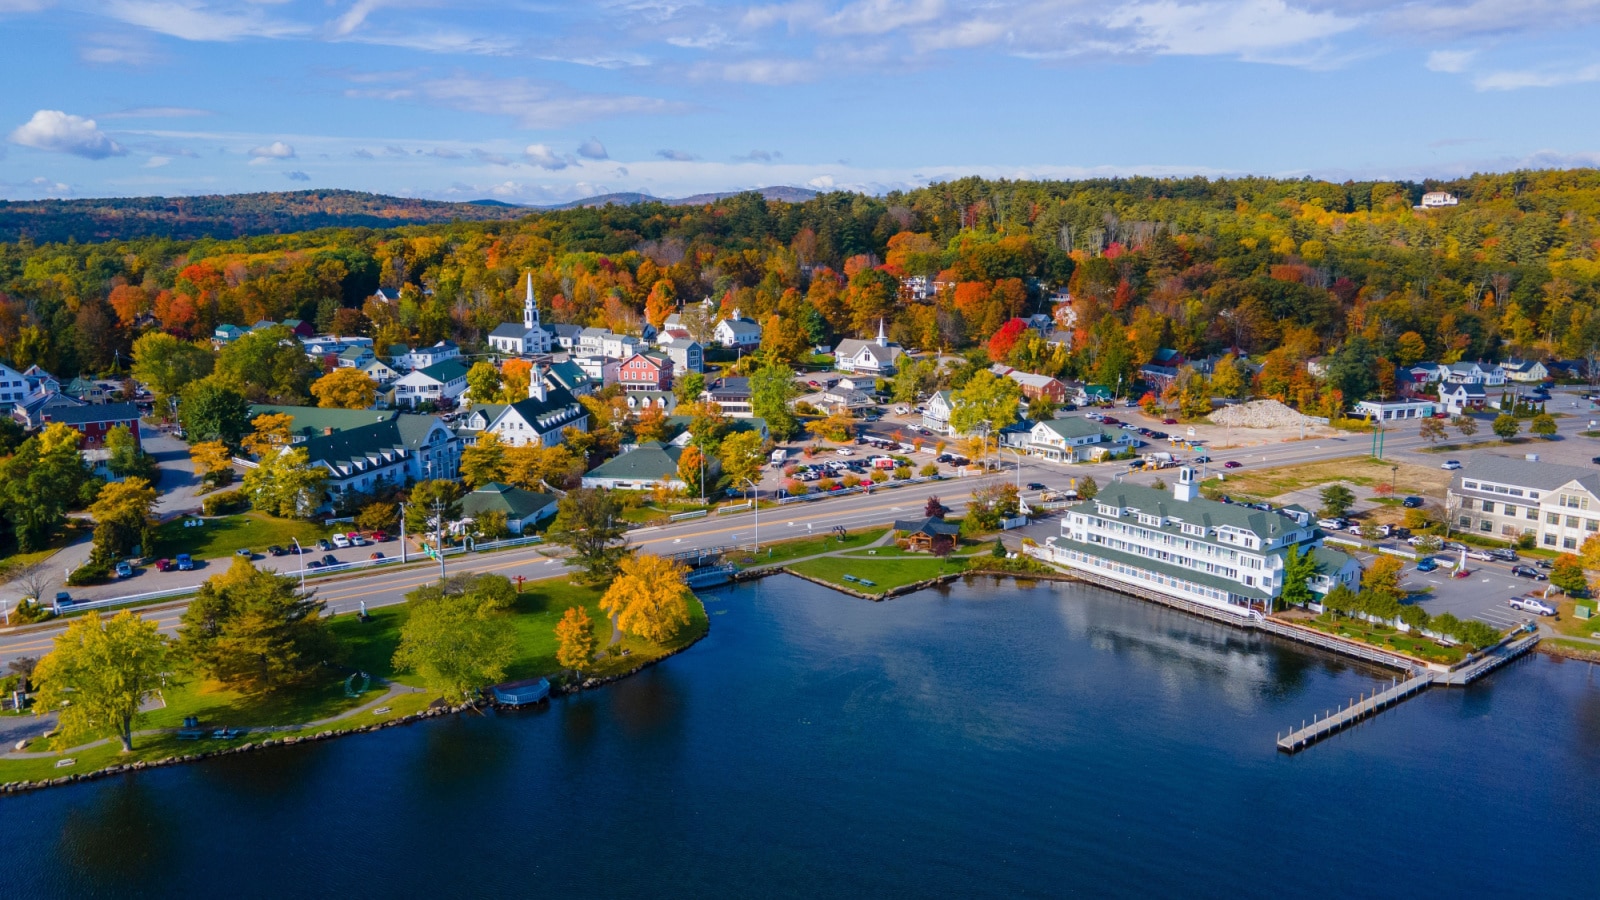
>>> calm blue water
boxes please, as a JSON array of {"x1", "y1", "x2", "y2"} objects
[{"x1": 5, "y1": 575, "x2": 1598, "y2": 898}]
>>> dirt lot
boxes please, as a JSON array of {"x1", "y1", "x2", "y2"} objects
[
  {"x1": 1121, "y1": 407, "x2": 1341, "y2": 449},
  {"x1": 1198, "y1": 456, "x2": 1450, "y2": 504}
]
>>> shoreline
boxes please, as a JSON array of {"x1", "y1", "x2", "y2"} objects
[{"x1": 0, "y1": 598, "x2": 711, "y2": 796}]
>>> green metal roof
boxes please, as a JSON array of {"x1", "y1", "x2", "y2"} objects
[
  {"x1": 463, "y1": 483, "x2": 559, "y2": 521},
  {"x1": 417, "y1": 359, "x2": 469, "y2": 382},
  {"x1": 585, "y1": 441, "x2": 683, "y2": 481},
  {"x1": 250, "y1": 404, "x2": 394, "y2": 438},
  {"x1": 1068, "y1": 482, "x2": 1305, "y2": 542}
]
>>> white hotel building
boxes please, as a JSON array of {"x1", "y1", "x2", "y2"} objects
[
  {"x1": 1034, "y1": 467, "x2": 1360, "y2": 617},
  {"x1": 1449, "y1": 455, "x2": 1600, "y2": 551}
]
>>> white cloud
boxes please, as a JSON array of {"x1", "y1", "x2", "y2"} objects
[
  {"x1": 666, "y1": 25, "x2": 730, "y2": 48},
  {"x1": 577, "y1": 137, "x2": 609, "y2": 160},
  {"x1": 1099, "y1": 0, "x2": 1360, "y2": 58},
  {"x1": 285, "y1": 170, "x2": 311, "y2": 181},
  {"x1": 100, "y1": 106, "x2": 212, "y2": 119},
  {"x1": 819, "y1": 0, "x2": 946, "y2": 36},
  {"x1": 1426, "y1": 49, "x2": 1477, "y2": 73},
  {"x1": 344, "y1": 72, "x2": 690, "y2": 127},
  {"x1": 101, "y1": 1, "x2": 309, "y2": 42},
  {"x1": 80, "y1": 32, "x2": 159, "y2": 65},
  {"x1": 656, "y1": 148, "x2": 697, "y2": 161},
  {"x1": 0, "y1": 0, "x2": 53, "y2": 13},
  {"x1": 248, "y1": 140, "x2": 296, "y2": 163},
  {"x1": 143, "y1": 155, "x2": 171, "y2": 167},
  {"x1": 690, "y1": 58, "x2": 821, "y2": 84},
  {"x1": 737, "y1": 149, "x2": 782, "y2": 162},
  {"x1": 1473, "y1": 61, "x2": 1600, "y2": 89},
  {"x1": 524, "y1": 143, "x2": 574, "y2": 169},
  {"x1": 8, "y1": 110, "x2": 127, "y2": 159},
  {"x1": 1381, "y1": 0, "x2": 1600, "y2": 40}
]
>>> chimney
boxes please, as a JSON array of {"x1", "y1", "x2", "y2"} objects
[
  {"x1": 1173, "y1": 466, "x2": 1196, "y2": 502},
  {"x1": 528, "y1": 364, "x2": 547, "y2": 402},
  {"x1": 324, "y1": 427, "x2": 335, "y2": 436}
]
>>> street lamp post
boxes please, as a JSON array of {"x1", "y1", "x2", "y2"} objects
[
  {"x1": 741, "y1": 477, "x2": 759, "y2": 551},
  {"x1": 291, "y1": 538, "x2": 306, "y2": 594},
  {"x1": 398, "y1": 501, "x2": 407, "y2": 564}
]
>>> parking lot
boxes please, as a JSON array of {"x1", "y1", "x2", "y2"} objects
[{"x1": 1360, "y1": 548, "x2": 1557, "y2": 630}]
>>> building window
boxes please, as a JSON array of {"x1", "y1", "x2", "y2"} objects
[
  {"x1": 1548, "y1": 512, "x2": 1561, "y2": 525},
  {"x1": 1479, "y1": 520, "x2": 1492, "y2": 532},
  {"x1": 1565, "y1": 536, "x2": 1579, "y2": 549},
  {"x1": 1544, "y1": 533, "x2": 1558, "y2": 546},
  {"x1": 1569, "y1": 516, "x2": 1582, "y2": 529},
  {"x1": 1527, "y1": 508, "x2": 1540, "y2": 520},
  {"x1": 1460, "y1": 498, "x2": 1475, "y2": 510},
  {"x1": 1481, "y1": 501, "x2": 1495, "y2": 514}
]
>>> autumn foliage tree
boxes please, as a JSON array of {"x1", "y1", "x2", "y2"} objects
[
  {"x1": 310, "y1": 367, "x2": 378, "y2": 409},
  {"x1": 600, "y1": 553, "x2": 694, "y2": 644},
  {"x1": 555, "y1": 606, "x2": 599, "y2": 674}
]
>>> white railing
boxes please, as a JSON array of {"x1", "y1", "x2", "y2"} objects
[
  {"x1": 715, "y1": 502, "x2": 752, "y2": 515},
  {"x1": 57, "y1": 584, "x2": 198, "y2": 614},
  {"x1": 670, "y1": 509, "x2": 710, "y2": 522}
]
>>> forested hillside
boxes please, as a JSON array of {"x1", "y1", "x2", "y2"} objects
[
  {"x1": 0, "y1": 190, "x2": 528, "y2": 243},
  {"x1": 4, "y1": 170, "x2": 1600, "y2": 413}
]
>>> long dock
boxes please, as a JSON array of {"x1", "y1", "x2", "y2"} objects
[
  {"x1": 1433, "y1": 632, "x2": 1541, "y2": 685},
  {"x1": 1277, "y1": 671, "x2": 1435, "y2": 753}
]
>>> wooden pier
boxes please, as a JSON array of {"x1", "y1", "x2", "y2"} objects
[{"x1": 1277, "y1": 671, "x2": 1435, "y2": 753}]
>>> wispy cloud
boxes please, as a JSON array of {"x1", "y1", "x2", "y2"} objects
[
  {"x1": 1426, "y1": 49, "x2": 1478, "y2": 73},
  {"x1": 248, "y1": 140, "x2": 296, "y2": 163},
  {"x1": 524, "y1": 143, "x2": 576, "y2": 170},
  {"x1": 100, "y1": 106, "x2": 213, "y2": 119},
  {"x1": 577, "y1": 137, "x2": 609, "y2": 160},
  {"x1": 343, "y1": 71, "x2": 691, "y2": 127},
  {"x1": 285, "y1": 170, "x2": 311, "y2": 181},
  {"x1": 1474, "y1": 60, "x2": 1600, "y2": 89},
  {"x1": 656, "y1": 148, "x2": 697, "y2": 161},
  {"x1": 101, "y1": 0, "x2": 309, "y2": 42}
]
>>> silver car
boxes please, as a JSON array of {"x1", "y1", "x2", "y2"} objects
[{"x1": 1508, "y1": 596, "x2": 1557, "y2": 616}]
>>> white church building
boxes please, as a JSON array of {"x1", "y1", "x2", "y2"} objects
[{"x1": 488, "y1": 273, "x2": 553, "y2": 357}]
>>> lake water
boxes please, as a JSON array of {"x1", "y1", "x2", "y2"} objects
[{"x1": 5, "y1": 575, "x2": 1598, "y2": 898}]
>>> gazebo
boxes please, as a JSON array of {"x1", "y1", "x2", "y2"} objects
[{"x1": 894, "y1": 517, "x2": 961, "y2": 553}]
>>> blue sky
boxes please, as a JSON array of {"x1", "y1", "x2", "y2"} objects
[{"x1": 3, "y1": 0, "x2": 1600, "y2": 203}]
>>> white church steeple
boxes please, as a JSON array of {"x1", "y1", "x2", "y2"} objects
[
  {"x1": 523, "y1": 272, "x2": 539, "y2": 331},
  {"x1": 875, "y1": 318, "x2": 888, "y2": 348}
]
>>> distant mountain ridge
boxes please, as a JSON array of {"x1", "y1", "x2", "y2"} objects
[
  {"x1": 0, "y1": 185, "x2": 825, "y2": 244},
  {"x1": 541, "y1": 185, "x2": 818, "y2": 209},
  {"x1": 0, "y1": 189, "x2": 528, "y2": 244}
]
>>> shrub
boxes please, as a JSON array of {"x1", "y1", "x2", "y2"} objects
[
  {"x1": 869, "y1": 470, "x2": 889, "y2": 484},
  {"x1": 919, "y1": 463, "x2": 938, "y2": 477},
  {"x1": 203, "y1": 489, "x2": 249, "y2": 516},
  {"x1": 893, "y1": 465, "x2": 912, "y2": 480},
  {"x1": 66, "y1": 559, "x2": 113, "y2": 586},
  {"x1": 784, "y1": 479, "x2": 808, "y2": 495},
  {"x1": 818, "y1": 477, "x2": 836, "y2": 492},
  {"x1": 11, "y1": 599, "x2": 55, "y2": 624},
  {"x1": 841, "y1": 474, "x2": 862, "y2": 488}
]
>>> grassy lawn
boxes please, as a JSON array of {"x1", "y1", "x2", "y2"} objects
[
  {"x1": 1301, "y1": 614, "x2": 1466, "y2": 665},
  {"x1": 1551, "y1": 597, "x2": 1600, "y2": 639},
  {"x1": 1199, "y1": 456, "x2": 1449, "y2": 503},
  {"x1": 0, "y1": 575, "x2": 710, "y2": 785},
  {"x1": 728, "y1": 528, "x2": 887, "y2": 567},
  {"x1": 150, "y1": 512, "x2": 335, "y2": 561},
  {"x1": 789, "y1": 554, "x2": 970, "y2": 594},
  {"x1": 0, "y1": 524, "x2": 88, "y2": 580}
]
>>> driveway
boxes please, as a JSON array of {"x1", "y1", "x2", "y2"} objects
[{"x1": 142, "y1": 423, "x2": 205, "y2": 520}]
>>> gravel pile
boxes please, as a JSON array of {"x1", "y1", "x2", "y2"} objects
[{"x1": 1208, "y1": 399, "x2": 1322, "y2": 429}]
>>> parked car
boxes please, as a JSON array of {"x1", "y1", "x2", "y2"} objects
[
  {"x1": 1466, "y1": 549, "x2": 1494, "y2": 561},
  {"x1": 54, "y1": 591, "x2": 74, "y2": 608},
  {"x1": 154, "y1": 558, "x2": 173, "y2": 572},
  {"x1": 316, "y1": 539, "x2": 333, "y2": 551},
  {"x1": 1316, "y1": 518, "x2": 1346, "y2": 530},
  {"x1": 176, "y1": 553, "x2": 194, "y2": 571},
  {"x1": 1509, "y1": 595, "x2": 1557, "y2": 616},
  {"x1": 1027, "y1": 482, "x2": 1047, "y2": 491},
  {"x1": 267, "y1": 545, "x2": 287, "y2": 557},
  {"x1": 1488, "y1": 548, "x2": 1519, "y2": 562},
  {"x1": 1401, "y1": 496, "x2": 1424, "y2": 508},
  {"x1": 235, "y1": 548, "x2": 253, "y2": 559},
  {"x1": 1193, "y1": 455, "x2": 1211, "y2": 464},
  {"x1": 1162, "y1": 418, "x2": 1178, "y2": 425},
  {"x1": 1535, "y1": 557, "x2": 1554, "y2": 570},
  {"x1": 321, "y1": 554, "x2": 340, "y2": 568},
  {"x1": 348, "y1": 533, "x2": 370, "y2": 547},
  {"x1": 1441, "y1": 460, "x2": 1462, "y2": 470},
  {"x1": 1511, "y1": 565, "x2": 1548, "y2": 580},
  {"x1": 1393, "y1": 527, "x2": 1412, "y2": 539},
  {"x1": 1441, "y1": 541, "x2": 1467, "y2": 553},
  {"x1": 331, "y1": 533, "x2": 351, "y2": 549},
  {"x1": 836, "y1": 448, "x2": 853, "y2": 456},
  {"x1": 369, "y1": 551, "x2": 386, "y2": 561},
  {"x1": 305, "y1": 560, "x2": 324, "y2": 570},
  {"x1": 1223, "y1": 461, "x2": 1242, "y2": 469},
  {"x1": 115, "y1": 561, "x2": 134, "y2": 578},
  {"x1": 1415, "y1": 557, "x2": 1439, "y2": 573}
]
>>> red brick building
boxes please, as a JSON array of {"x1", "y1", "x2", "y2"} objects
[
  {"x1": 42, "y1": 402, "x2": 142, "y2": 450},
  {"x1": 618, "y1": 351, "x2": 674, "y2": 391}
]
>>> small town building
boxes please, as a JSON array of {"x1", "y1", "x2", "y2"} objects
[
  {"x1": 894, "y1": 517, "x2": 961, "y2": 552},
  {"x1": 581, "y1": 440, "x2": 686, "y2": 491},
  {"x1": 543, "y1": 359, "x2": 596, "y2": 397},
  {"x1": 298, "y1": 413, "x2": 461, "y2": 499},
  {"x1": 662, "y1": 340, "x2": 704, "y2": 375},
  {"x1": 619, "y1": 351, "x2": 674, "y2": 392},
  {"x1": 402, "y1": 341, "x2": 461, "y2": 371},
  {"x1": 1353, "y1": 398, "x2": 1438, "y2": 422},
  {"x1": 1025, "y1": 417, "x2": 1131, "y2": 462},
  {"x1": 394, "y1": 359, "x2": 470, "y2": 409},
  {"x1": 459, "y1": 375, "x2": 587, "y2": 448},
  {"x1": 1499, "y1": 359, "x2": 1550, "y2": 383},
  {"x1": 1448, "y1": 455, "x2": 1600, "y2": 550},
  {"x1": 1419, "y1": 191, "x2": 1459, "y2": 208},
  {"x1": 461, "y1": 482, "x2": 559, "y2": 533},
  {"x1": 1438, "y1": 382, "x2": 1487, "y2": 415},
  {"x1": 713, "y1": 316, "x2": 763, "y2": 351},
  {"x1": 41, "y1": 401, "x2": 141, "y2": 450},
  {"x1": 833, "y1": 321, "x2": 905, "y2": 376},
  {"x1": 487, "y1": 274, "x2": 553, "y2": 357},
  {"x1": 704, "y1": 376, "x2": 754, "y2": 417}
]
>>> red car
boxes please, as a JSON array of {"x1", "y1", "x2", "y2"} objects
[
  {"x1": 1162, "y1": 418, "x2": 1178, "y2": 425},
  {"x1": 153, "y1": 558, "x2": 173, "y2": 572},
  {"x1": 1223, "y1": 461, "x2": 1243, "y2": 469},
  {"x1": 369, "y1": 531, "x2": 391, "y2": 543}
]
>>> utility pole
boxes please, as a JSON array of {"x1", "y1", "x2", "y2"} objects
[
  {"x1": 433, "y1": 497, "x2": 446, "y2": 581},
  {"x1": 398, "y1": 501, "x2": 408, "y2": 564}
]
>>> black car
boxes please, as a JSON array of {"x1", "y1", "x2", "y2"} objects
[
  {"x1": 936, "y1": 453, "x2": 952, "y2": 463},
  {"x1": 267, "y1": 545, "x2": 287, "y2": 557},
  {"x1": 305, "y1": 560, "x2": 324, "y2": 570},
  {"x1": 1535, "y1": 558, "x2": 1555, "y2": 570},
  {"x1": 316, "y1": 539, "x2": 333, "y2": 551},
  {"x1": 1149, "y1": 431, "x2": 1168, "y2": 440},
  {"x1": 321, "y1": 554, "x2": 340, "y2": 568},
  {"x1": 1511, "y1": 565, "x2": 1548, "y2": 581},
  {"x1": 1402, "y1": 496, "x2": 1424, "y2": 508},
  {"x1": 1027, "y1": 482, "x2": 1047, "y2": 491},
  {"x1": 1488, "y1": 548, "x2": 1519, "y2": 562},
  {"x1": 1193, "y1": 455, "x2": 1211, "y2": 464}
]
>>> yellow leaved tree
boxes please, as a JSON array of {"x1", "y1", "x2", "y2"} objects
[{"x1": 599, "y1": 553, "x2": 693, "y2": 644}]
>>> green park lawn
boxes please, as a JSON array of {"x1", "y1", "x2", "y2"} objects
[
  {"x1": 788, "y1": 554, "x2": 971, "y2": 594},
  {"x1": 0, "y1": 523, "x2": 88, "y2": 580},
  {"x1": 727, "y1": 528, "x2": 887, "y2": 567},
  {"x1": 0, "y1": 575, "x2": 709, "y2": 785},
  {"x1": 1302, "y1": 614, "x2": 1466, "y2": 665},
  {"x1": 149, "y1": 512, "x2": 335, "y2": 561}
]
